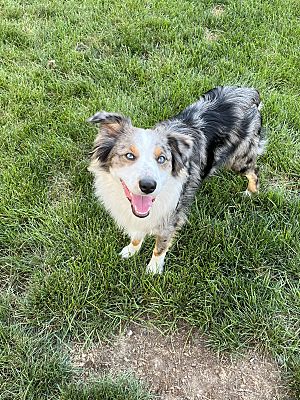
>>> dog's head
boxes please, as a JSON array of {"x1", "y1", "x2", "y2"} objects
[{"x1": 88, "y1": 111, "x2": 193, "y2": 218}]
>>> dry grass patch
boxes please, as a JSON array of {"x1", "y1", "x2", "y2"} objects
[
  {"x1": 204, "y1": 28, "x2": 220, "y2": 42},
  {"x1": 211, "y1": 5, "x2": 225, "y2": 17},
  {"x1": 48, "y1": 172, "x2": 72, "y2": 206}
]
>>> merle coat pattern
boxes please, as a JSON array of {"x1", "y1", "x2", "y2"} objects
[{"x1": 88, "y1": 86, "x2": 264, "y2": 273}]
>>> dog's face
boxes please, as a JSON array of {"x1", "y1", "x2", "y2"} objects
[{"x1": 88, "y1": 112, "x2": 193, "y2": 218}]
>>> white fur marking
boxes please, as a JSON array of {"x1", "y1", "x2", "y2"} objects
[
  {"x1": 243, "y1": 189, "x2": 252, "y2": 197},
  {"x1": 146, "y1": 253, "x2": 166, "y2": 274},
  {"x1": 120, "y1": 242, "x2": 142, "y2": 258}
]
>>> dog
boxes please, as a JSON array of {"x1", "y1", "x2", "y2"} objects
[{"x1": 88, "y1": 86, "x2": 264, "y2": 273}]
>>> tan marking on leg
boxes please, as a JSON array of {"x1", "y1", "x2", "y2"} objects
[
  {"x1": 153, "y1": 248, "x2": 163, "y2": 257},
  {"x1": 147, "y1": 235, "x2": 174, "y2": 273},
  {"x1": 246, "y1": 172, "x2": 258, "y2": 193},
  {"x1": 120, "y1": 237, "x2": 143, "y2": 258},
  {"x1": 153, "y1": 237, "x2": 167, "y2": 257},
  {"x1": 153, "y1": 242, "x2": 163, "y2": 256},
  {"x1": 153, "y1": 235, "x2": 172, "y2": 257},
  {"x1": 131, "y1": 239, "x2": 141, "y2": 247}
]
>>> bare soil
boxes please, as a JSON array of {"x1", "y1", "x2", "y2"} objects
[{"x1": 70, "y1": 324, "x2": 288, "y2": 399}]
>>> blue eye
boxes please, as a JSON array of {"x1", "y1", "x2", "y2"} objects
[
  {"x1": 125, "y1": 153, "x2": 135, "y2": 160},
  {"x1": 157, "y1": 155, "x2": 166, "y2": 164}
]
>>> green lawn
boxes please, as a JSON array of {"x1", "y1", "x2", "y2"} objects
[{"x1": 1, "y1": 0, "x2": 300, "y2": 398}]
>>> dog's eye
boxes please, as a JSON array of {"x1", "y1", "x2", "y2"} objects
[
  {"x1": 157, "y1": 155, "x2": 166, "y2": 164},
  {"x1": 125, "y1": 153, "x2": 136, "y2": 161}
]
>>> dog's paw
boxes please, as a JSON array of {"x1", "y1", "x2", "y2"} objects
[
  {"x1": 119, "y1": 244, "x2": 139, "y2": 258},
  {"x1": 146, "y1": 255, "x2": 165, "y2": 274},
  {"x1": 243, "y1": 189, "x2": 252, "y2": 197},
  {"x1": 243, "y1": 189, "x2": 259, "y2": 197}
]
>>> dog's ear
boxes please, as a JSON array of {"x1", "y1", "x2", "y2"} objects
[
  {"x1": 87, "y1": 111, "x2": 131, "y2": 136},
  {"x1": 88, "y1": 112, "x2": 131, "y2": 167},
  {"x1": 168, "y1": 132, "x2": 194, "y2": 176}
]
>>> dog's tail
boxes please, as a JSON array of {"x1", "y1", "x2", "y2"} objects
[
  {"x1": 258, "y1": 133, "x2": 267, "y2": 155},
  {"x1": 256, "y1": 100, "x2": 267, "y2": 156}
]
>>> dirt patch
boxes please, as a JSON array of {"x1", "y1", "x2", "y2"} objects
[{"x1": 70, "y1": 325, "x2": 287, "y2": 399}]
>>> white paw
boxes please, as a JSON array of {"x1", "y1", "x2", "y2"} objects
[
  {"x1": 146, "y1": 255, "x2": 165, "y2": 274},
  {"x1": 119, "y1": 244, "x2": 139, "y2": 259},
  {"x1": 243, "y1": 189, "x2": 252, "y2": 197}
]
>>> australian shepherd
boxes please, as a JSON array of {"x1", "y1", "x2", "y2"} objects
[{"x1": 88, "y1": 86, "x2": 265, "y2": 273}]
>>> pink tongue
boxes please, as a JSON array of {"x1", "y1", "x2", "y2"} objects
[{"x1": 131, "y1": 194, "x2": 153, "y2": 216}]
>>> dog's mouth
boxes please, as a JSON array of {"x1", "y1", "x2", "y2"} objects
[{"x1": 121, "y1": 180, "x2": 155, "y2": 218}]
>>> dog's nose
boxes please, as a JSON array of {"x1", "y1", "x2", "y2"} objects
[{"x1": 139, "y1": 178, "x2": 157, "y2": 194}]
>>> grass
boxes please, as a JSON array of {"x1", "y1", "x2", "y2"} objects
[
  {"x1": 61, "y1": 375, "x2": 153, "y2": 400},
  {"x1": 1, "y1": 0, "x2": 300, "y2": 398}
]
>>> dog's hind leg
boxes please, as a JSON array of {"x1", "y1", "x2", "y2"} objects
[
  {"x1": 146, "y1": 234, "x2": 173, "y2": 274},
  {"x1": 120, "y1": 234, "x2": 144, "y2": 258},
  {"x1": 244, "y1": 168, "x2": 259, "y2": 195},
  {"x1": 229, "y1": 147, "x2": 260, "y2": 196}
]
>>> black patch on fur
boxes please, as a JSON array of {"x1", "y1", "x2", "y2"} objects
[
  {"x1": 90, "y1": 136, "x2": 117, "y2": 170},
  {"x1": 176, "y1": 91, "x2": 240, "y2": 179},
  {"x1": 168, "y1": 134, "x2": 193, "y2": 176},
  {"x1": 168, "y1": 136, "x2": 184, "y2": 175},
  {"x1": 201, "y1": 143, "x2": 216, "y2": 179},
  {"x1": 239, "y1": 166, "x2": 248, "y2": 174},
  {"x1": 165, "y1": 87, "x2": 262, "y2": 181},
  {"x1": 201, "y1": 103, "x2": 237, "y2": 137}
]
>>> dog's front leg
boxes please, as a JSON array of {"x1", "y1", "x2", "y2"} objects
[
  {"x1": 146, "y1": 235, "x2": 172, "y2": 274},
  {"x1": 120, "y1": 234, "x2": 144, "y2": 259}
]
